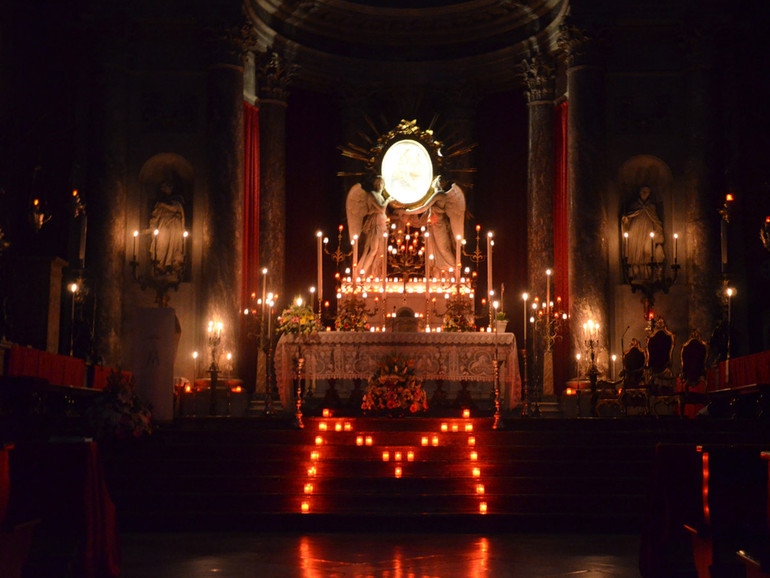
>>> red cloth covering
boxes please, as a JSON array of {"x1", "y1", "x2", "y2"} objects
[
  {"x1": 243, "y1": 101, "x2": 260, "y2": 307},
  {"x1": 6, "y1": 346, "x2": 85, "y2": 387},
  {"x1": 707, "y1": 350, "x2": 770, "y2": 390},
  {"x1": 552, "y1": 100, "x2": 570, "y2": 396},
  {"x1": 90, "y1": 366, "x2": 133, "y2": 391},
  {"x1": 6, "y1": 346, "x2": 40, "y2": 378},
  {"x1": 7, "y1": 441, "x2": 121, "y2": 578}
]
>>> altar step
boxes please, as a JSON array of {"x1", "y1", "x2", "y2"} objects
[{"x1": 104, "y1": 416, "x2": 763, "y2": 532}]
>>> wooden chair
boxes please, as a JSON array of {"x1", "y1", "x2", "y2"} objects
[
  {"x1": 646, "y1": 317, "x2": 676, "y2": 394},
  {"x1": 619, "y1": 338, "x2": 649, "y2": 415},
  {"x1": 679, "y1": 333, "x2": 708, "y2": 418}
]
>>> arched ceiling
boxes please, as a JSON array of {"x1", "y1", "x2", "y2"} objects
[{"x1": 245, "y1": 0, "x2": 569, "y2": 94}]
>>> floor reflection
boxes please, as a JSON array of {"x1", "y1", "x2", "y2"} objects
[{"x1": 121, "y1": 532, "x2": 641, "y2": 578}]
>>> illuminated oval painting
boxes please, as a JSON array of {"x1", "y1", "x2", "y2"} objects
[{"x1": 381, "y1": 139, "x2": 433, "y2": 205}]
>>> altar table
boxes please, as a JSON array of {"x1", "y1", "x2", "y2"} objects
[{"x1": 274, "y1": 331, "x2": 521, "y2": 410}]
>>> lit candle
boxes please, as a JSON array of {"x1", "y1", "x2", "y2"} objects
[
  {"x1": 673, "y1": 233, "x2": 678, "y2": 264},
  {"x1": 316, "y1": 231, "x2": 323, "y2": 310},
  {"x1": 182, "y1": 230, "x2": 188, "y2": 258},
  {"x1": 153, "y1": 228, "x2": 159, "y2": 262},
  {"x1": 132, "y1": 230, "x2": 138, "y2": 261},
  {"x1": 611, "y1": 354, "x2": 617, "y2": 381},
  {"x1": 650, "y1": 231, "x2": 655, "y2": 263},
  {"x1": 545, "y1": 269, "x2": 551, "y2": 319},
  {"x1": 522, "y1": 293, "x2": 529, "y2": 345},
  {"x1": 623, "y1": 232, "x2": 629, "y2": 259}
]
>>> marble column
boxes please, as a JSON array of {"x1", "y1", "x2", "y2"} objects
[
  {"x1": 683, "y1": 33, "x2": 720, "y2": 340},
  {"x1": 257, "y1": 52, "x2": 296, "y2": 302},
  {"x1": 91, "y1": 25, "x2": 128, "y2": 367},
  {"x1": 521, "y1": 54, "x2": 555, "y2": 398},
  {"x1": 203, "y1": 27, "x2": 246, "y2": 356},
  {"x1": 559, "y1": 25, "x2": 609, "y2": 367},
  {"x1": 521, "y1": 54, "x2": 555, "y2": 306}
]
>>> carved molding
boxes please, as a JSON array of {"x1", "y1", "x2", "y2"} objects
[
  {"x1": 557, "y1": 24, "x2": 592, "y2": 69},
  {"x1": 520, "y1": 54, "x2": 555, "y2": 103},
  {"x1": 256, "y1": 51, "x2": 299, "y2": 104}
]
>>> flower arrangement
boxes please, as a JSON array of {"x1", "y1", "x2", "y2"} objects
[
  {"x1": 442, "y1": 293, "x2": 475, "y2": 332},
  {"x1": 335, "y1": 293, "x2": 370, "y2": 332},
  {"x1": 495, "y1": 311, "x2": 508, "y2": 321},
  {"x1": 277, "y1": 300, "x2": 317, "y2": 335},
  {"x1": 361, "y1": 353, "x2": 428, "y2": 416},
  {"x1": 87, "y1": 370, "x2": 152, "y2": 441}
]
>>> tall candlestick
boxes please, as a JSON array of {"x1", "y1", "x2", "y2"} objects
[
  {"x1": 383, "y1": 232, "x2": 389, "y2": 294},
  {"x1": 352, "y1": 234, "x2": 359, "y2": 273},
  {"x1": 673, "y1": 233, "x2": 678, "y2": 264},
  {"x1": 487, "y1": 232, "x2": 493, "y2": 301},
  {"x1": 455, "y1": 234, "x2": 462, "y2": 275},
  {"x1": 316, "y1": 231, "x2": 323, "y2": 310},
  {"x1": 522, "y1": 293, "x2": 529, "y2": 345}
]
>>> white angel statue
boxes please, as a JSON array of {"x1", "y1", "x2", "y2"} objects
[
  {"x1": 423, "y1": 183, "x2": 466, "y2": 273},
  {"x1": 345, "y1": 177, "x2": 391, "y2": 277}
]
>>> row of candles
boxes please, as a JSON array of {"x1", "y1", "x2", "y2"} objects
[
  {"x1": 316, "y1": 226, "x2": 494, "y2": 308},
  {"x1": 621, "y1": 230, "x2": 679, "y2": 264},
  {"x1": 130, "y1": 228, "x2": 190, "y2": 263}
]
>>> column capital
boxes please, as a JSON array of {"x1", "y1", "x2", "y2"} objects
[
  {"x1": 557, "y1": 24, "x2": 594, "y2": 69},
  {"x1": 206, "y1": 19, "x2": 258, "y2": 68},
  {"x1": 519, "y1": 54, "x2": 555, "y2": 104},
  {"x1": 256, "y1": 51, "x2": 300, "y2": 105}
]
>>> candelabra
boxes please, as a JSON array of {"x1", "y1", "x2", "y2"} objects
[
  {"x1": 387, "y1": 220, "x2": 426, "y2": 289},
  {"x1": 583, "y1": 325, "x2": 600, "y2": 416},
  {"x1": 324, "y1": 225, "x2": 353, "y2": 274},
  {"x1": 207, "y1": 321, "x2": 223, "y2": 415},
  {"x1": 621, "y1": 251, "x2": 679, "y2": 320}
]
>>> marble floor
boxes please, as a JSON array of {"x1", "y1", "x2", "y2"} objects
[{"x1": 119, "y1": 531, "x2": 642, "y2": 577}]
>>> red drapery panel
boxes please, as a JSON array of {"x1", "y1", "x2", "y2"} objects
[
  {"x1": 706, "y1": 349, "x2": 770, "y2": 390},
  {"x1": 243, "y1": 101, "x2": 260, "y2": 306},
  {"x1": 553, "y1": 100, "x2": 569, "y2": 394},
  {"x1": 7, "y1": 346, "x2": 85, "y2": 387}
]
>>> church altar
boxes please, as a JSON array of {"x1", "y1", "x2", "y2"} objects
[{"x1": 274, "y1": 331, "x2": 521, "y2": 411}]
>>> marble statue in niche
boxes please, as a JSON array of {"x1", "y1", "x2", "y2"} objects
[
  {"x1": 622, "y1": 185, "x2": 665, "y2": 279},
  {"x1": 149, "y1": 179, "x2": 186, "y2": 277}
]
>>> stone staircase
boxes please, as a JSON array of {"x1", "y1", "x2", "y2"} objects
[{"x1": 103, "y1": 415, "x2": 764, "y2": 533}]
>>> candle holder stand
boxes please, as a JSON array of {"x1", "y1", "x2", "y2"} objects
[
  {"x1": 621, "y1": 256, "x2": 679, "y2": 320},
  {"x1": 208, "y1": 333, "x2": 221, "y2": 416},
  {"x1": 584, "y1": 338, "x2": 600, "y2": 417},
  {"x1": 520, "y1": 347, "x2": 532, "y2": 417},
  {"x1": 294, "y1": 354, "x2": 305, "y2": 429}
]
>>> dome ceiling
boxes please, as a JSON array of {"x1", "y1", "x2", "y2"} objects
[{"x1": 245, "y1": 0, "x2": 568, "y2": 94}]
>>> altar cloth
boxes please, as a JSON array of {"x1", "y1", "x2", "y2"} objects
[{"x1": 274, "y1": 331, "x2": 521, "y2": 410}]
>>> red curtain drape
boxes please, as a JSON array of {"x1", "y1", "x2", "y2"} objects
[
  {"x1": 243, "y1": 102, "x2": 260, "y2": 306},
  {"x1": 553, "y1": 100, "x2": 569, "y2": 394}
]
